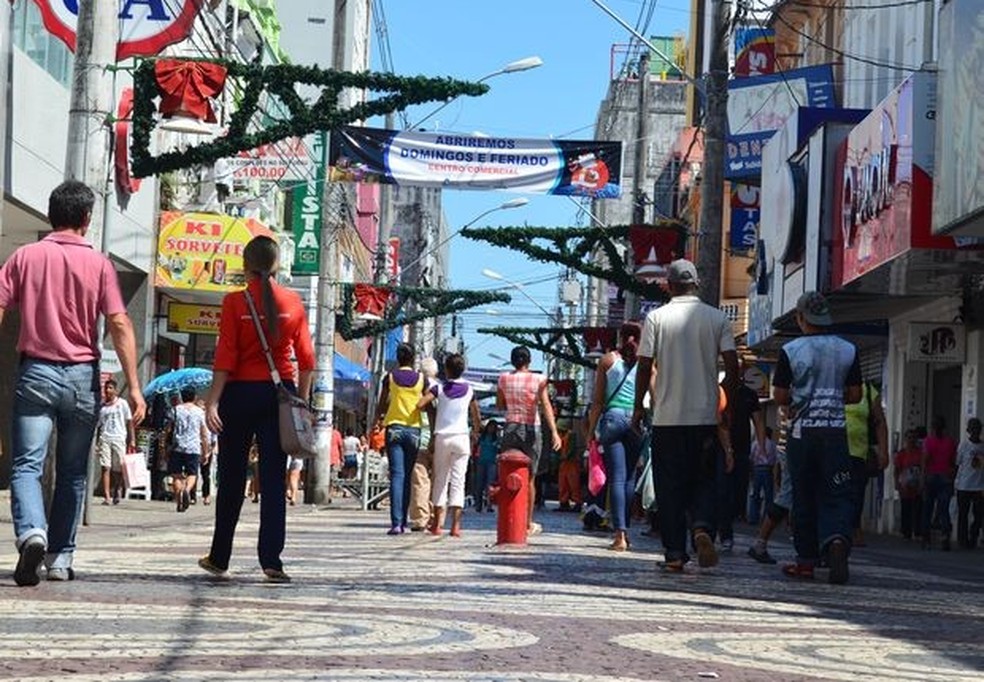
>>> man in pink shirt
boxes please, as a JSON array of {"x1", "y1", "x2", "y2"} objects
[{"x1": 0, "y1": 181, "x2": 146, "y2": 586}]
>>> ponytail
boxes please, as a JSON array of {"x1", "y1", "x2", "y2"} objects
[
  {"x1": 619, "y1": 321, "x2": 642, "y2": 366},
  {"x1": 243, "y1": 236, "x2": 281, "y2": 342}
]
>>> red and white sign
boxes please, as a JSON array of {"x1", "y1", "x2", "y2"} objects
[
  {"x1": 385, "y1": 238, "x2": 401, "y2": 281},
  {"x1": 229, "y1": 138, "x2": 315, "y2": 183},
  {"x1": 33, "y1": 0, "x2": 203, "y2": 61},
  {"x1": 832, "y1": 72, "x2": 956, "y2": 286}
]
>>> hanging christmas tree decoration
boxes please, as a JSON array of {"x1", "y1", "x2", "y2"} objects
[
  {"x1": 477, "y1": 326, "x2": 601, "y2": 370},
  {"x1": 629, "y1": 223, "x2": 688, "y2": 283}
]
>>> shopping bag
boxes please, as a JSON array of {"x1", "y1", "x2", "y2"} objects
[
  {"x1": 634, "y1": 431, "x2": 656, "y2": 510},
  {"x1": 587, "y1": 440, "x2": 606, "y2": 496},
  {"x1": 122, "y1": 451, "x2": 150, "y2": 489}
]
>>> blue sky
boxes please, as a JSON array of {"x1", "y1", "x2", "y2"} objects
[{"x1": 370, "y1": 0, "x2": 692, "y2": 369}]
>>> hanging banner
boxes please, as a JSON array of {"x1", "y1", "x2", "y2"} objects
[
  {"x1": 32, "y1": 0, "x2": 203, "y2": 61},
  {"x1": 155, "y1": 212, "x2": 276, "y2": 293},
  {"x1": 167, "y1": 303, "x2": 222, "y2": 335},
  {"x1": 329, "y1": 126, "x2": 623, "y2": 198},
  {"x1": 730, "y1": 183, "x2": 760, "y2": 252},
  {"x1": 290, "y1": 133, "x2": 326, "y2": 275},
  {"x1": 733, "y1": 27, "x2": 776, "y2": 78}
]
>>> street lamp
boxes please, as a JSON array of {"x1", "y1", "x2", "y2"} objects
[
  {"x1": 482, "y1": 268, "x2": 555, "y2": 319},
  {"x1": 401, "y1": 197, "x2": 528, "y2": 277},
  {"x1": 409, "y1": 56, "x2": 544, "y2": 130}
]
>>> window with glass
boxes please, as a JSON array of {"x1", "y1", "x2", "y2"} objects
[{"x1": 12, "y1": 1, "x2": 73, "y2": 88}]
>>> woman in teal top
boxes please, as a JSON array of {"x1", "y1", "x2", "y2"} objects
[
  {"x1": 585, "y1": 321, "x2": 644, "y2": 551},
  {"x1": 474, "y1": 420, "x2": 500, "y2": 512}
]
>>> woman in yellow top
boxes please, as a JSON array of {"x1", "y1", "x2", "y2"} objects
[{"x1": 374, "y1": 343, "x2": 427, "y2": 534}]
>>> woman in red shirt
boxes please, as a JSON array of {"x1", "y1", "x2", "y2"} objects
[
  {"x1": 199, "y1": 236, "x2": 314, "y2": 582},
  {"x1": 921, "y1": 415, "x2": 957, "y2": 550},
  {"x1": 894, "y1": 429, "x2": 923, "y2": 541}
]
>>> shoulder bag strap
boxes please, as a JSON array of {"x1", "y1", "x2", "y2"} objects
[{"x1": 242, "y1": 290, "x2": 284, "y2": 387}]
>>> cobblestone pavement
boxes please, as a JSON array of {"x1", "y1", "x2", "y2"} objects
[{"x1": 1, "y1": 491, "x2": 982, "y2": 682}]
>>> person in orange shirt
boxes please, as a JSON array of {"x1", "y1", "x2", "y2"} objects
[{"x1": 199, "y1": 236, "x2": 314, "y2": 583}]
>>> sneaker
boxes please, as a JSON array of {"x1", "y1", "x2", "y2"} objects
[
  {"x1": 47, "y1": 567, "x2": 76, "y2": 582},
  {"x1": 198, "y1": 555, "x2": 228, "y2": 578},
  {"x1": 386, "y1": 526, "x2": 403, "y2": 536},
  {"x1": 747, "y1": 546, "x2": 777, "y2": 564},
  {"x1": 14, "y1": 537, "x2": 46, "y2": 587},
  {"x1": 782, "y1": 562, "x2": 815, "y2": 580},
  {"x1": 693, "y1": 531, "x2": 719, "y2": 568},
  {"x1": 263, "y1": 567, "x2": 291, "y2": 583},
  {"x1": 827, "y1": 539, "x2": 849, "y2": 585},
  {"x1": 528, "y1": 522, "x2": 543, "y2": 536}
]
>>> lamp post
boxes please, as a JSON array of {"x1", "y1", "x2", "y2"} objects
[
  {"x1": 409, "y1": 56, "x2": 543, "y2": 131},
  {"x1": 481, "y1": 268, "x2": 555, "y2": 319}
]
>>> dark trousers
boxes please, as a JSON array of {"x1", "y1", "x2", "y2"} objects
[
  {"x1": 201, "y1": 457, "x2": 213, "y2": 499},
  {"x1": 956, "y1": 490, "x2": 984, "y2": 548},
  {"x1": 652, "y1": 425, "x2": 719, "y2": 563},
  {"x1": 899, "y1": 497, "x2": 922, "y2": 539},
  {"x1": 209, "y1": 381, "x2": 289, "y2": 572},
  {"x1": 747, "y1": 465, "x2": 775, "y2": 525},
  {"x1": 386, "y1": 425, "x2": 420, "y2": 529},
  {"x1": 849, "y1": 457, "x2": 870, "y2": 531},
  {"x1": 731, "y1": 447, "x2": 751, "y2": 523},
  {"x1": 922, "y1": 474, "x2": 953, "y2": 538},
  {"x1": 786, "y1": 432, "x2": 854, "y2": 564}
]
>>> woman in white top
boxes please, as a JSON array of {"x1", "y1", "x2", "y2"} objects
[{"x1": 418, "y1": 353, "x2": 481, "y2": 537}]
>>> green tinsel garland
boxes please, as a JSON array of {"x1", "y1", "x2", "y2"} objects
[
  {"x1": 461, "y1": 223, "x2": 688, "y2": 301},
  {"x1": 477, "y1": 326, "x2": 601, "y2": 370},
  {"x1": 338, "y1": 284, "x2": 510, "y2": 341},
  {"x1": 131, "y1": 58, "x2": 489, "y2": 178}
]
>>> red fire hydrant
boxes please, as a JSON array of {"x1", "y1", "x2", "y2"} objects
[{"x1": 489, "y1": 449, "x2": 530, "y2": 545}]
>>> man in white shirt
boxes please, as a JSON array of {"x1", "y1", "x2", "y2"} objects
[
  {"x1": 168, "y1": 387, "x2": 208, "y2": 512},
  {"x1": 96, "y1": 379, "x2": 135, "y2": 505},
  {"x1": 633, "y1": 259, "x2": 738, "y2": 572},
  {"x1": 955, "y1": 417, "x2": 984, "y2": 549}
]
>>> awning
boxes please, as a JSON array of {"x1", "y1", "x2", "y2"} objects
[{"x1": 334, "y1": 353, "x2": 371, "y2": 382}]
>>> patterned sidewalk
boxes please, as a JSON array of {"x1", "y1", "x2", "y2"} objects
[{"x1": 1, "y1": 492, "x2": 982, "y2": 682}]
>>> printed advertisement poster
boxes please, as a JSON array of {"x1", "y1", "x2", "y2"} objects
[
  {"x1": 329, "y1": 126, "x2": 623, "y2": 198},
  {"x1": 156, "y1": 212, "x2": 275, "y2": 293},
  {"x1": 167, "y1": 303, "x2": 222, "y2": 335}
]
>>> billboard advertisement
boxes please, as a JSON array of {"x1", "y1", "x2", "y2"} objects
[
  {"x1": 329, "y1": 126, "x2": 623, "y2": 198},
  {"x1": 733, "y1": 26, "x2": 775, "y2": 78},
  {"x1": 932, "y1": 0, "x2": 984, "y2": 235},
  {"x1": 726, "y1": 64, "x2": 836, "y2": 179},
  {"x1": 289, "y1": 133, "x2": 326, "y2": 276},
  {"x1": 167, "y1": 303, "x2": 222, "y2": 335},
  {"x1": 156, "y1": 212, "x2": 276, "y2": 292},
  {"x1": 832, "y1": 73, "x2": 955, "y2": 286}
]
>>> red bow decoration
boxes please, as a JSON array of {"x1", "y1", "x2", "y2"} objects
[
  {"x1": 353, "y1": 284, "x2": 391, "y2": 319},
  {"x1": 114, "y1": 88, "x2": 142, "y2": 196},
  {"x1": 582, "y1": 327, "x2": 617, "y2": 356},
  {"x1": 154, "y1": 59, "x2": 228, "y2": 123},
  {"x1": 629, "y1": 224, "x2": 687, "y2": 281}
]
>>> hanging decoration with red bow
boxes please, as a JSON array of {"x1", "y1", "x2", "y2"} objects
[
  {"x1": 353, "y1": 284, "x2": 392, "y2": 320},
  {"x1": 114, "y1": 88, "x2": 142, "y2": 196},
  {"x1": 154, "y1": 59, "x2": 228, "y2": 122},
  {"x1": 629, "y1": 223, "x2": 688, "y2": 282},
  {"x1": 582, "y1": 327, "x2": 617, "y2": 357}
]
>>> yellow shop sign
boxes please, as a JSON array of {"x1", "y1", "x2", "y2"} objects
[{"x1": 167, "y1": 303, "x2": 222, "y2": 335}]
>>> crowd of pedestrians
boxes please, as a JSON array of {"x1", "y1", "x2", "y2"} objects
[{"x1": 3, "y1": 183, "x2": 981, "y2": 588}]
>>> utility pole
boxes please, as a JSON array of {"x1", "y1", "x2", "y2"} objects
[
  {"x1": 696, "y1": 0, "x2": 730, "y2": 308},
  {"x1": 65, "y1": 0, "x2": 117, "y2": 251},
  {"x1": 625, "y1": 51, "x2": 650, "y2": 320}
]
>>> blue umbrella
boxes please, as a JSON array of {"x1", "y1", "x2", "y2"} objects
[{"x1": 143, "y1": 367, "x2": 213, "y2": 397}]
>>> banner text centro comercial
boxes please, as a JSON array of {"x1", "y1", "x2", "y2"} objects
[
  {"x1": 329, "y1": 127, "x2": 623, "y2": 198},
  {"x1": 155, "y1": 211, "x2": 276, "y2": 293}
]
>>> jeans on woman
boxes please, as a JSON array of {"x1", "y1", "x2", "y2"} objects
[
  {"x1": 747, "y1": 464, "x2": 775, "y2": 526},
  {"x1": 922, "y1": 473, "x2": 953, "y2": 538},
  {"x1": 209, "y1": 381, "x2": 290, "y2": 572},
  {"x1": 386, "y1": 425, "x2": 420, "y2": 529},
  {"x1": 598, "y1": 409, "x2": 643, "y2": 532}
]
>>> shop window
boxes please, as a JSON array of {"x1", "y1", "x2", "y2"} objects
[{"x1": 12, "y1": 1, "x2": 73, "y2": 88}]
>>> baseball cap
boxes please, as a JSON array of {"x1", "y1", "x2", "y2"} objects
[
  {"x1": 796, "y1": 291, "x2": 833, "y2": 327},
  {"x1": 667, "y1": 259, "x2": 699, "y2": 285}
]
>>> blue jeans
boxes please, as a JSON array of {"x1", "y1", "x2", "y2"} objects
[
  {"x1": 747, "y1": 465, "x2": 775, "y2": 525},
  {"x1": 652, "y1": 425, "x2": 720, "y2": 563},
  {"x1": 922, "y1": 473, "x2": 953, "y2": 537},
  {"x1": 209, "y1": 381, "x2": 291, "y2": 572},
  {"x1": 474, "y1": 460, "x2": 497, "y2": 510},
  {"x1": 599, "y1": 410, "x2": 643, "y2": 532},
  {"x1": 786, "y1": 432, "x2": 854, "y2": 564},
  {"x1": 386, "y1": 425, "x2": 420, "y2": 529},
  {"x1": 10, "y1": 359, "x2": 99, "y2": 569}
]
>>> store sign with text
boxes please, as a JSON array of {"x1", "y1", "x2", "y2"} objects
[
  {"x1": 167, "y1": 303, "x2": 222, "y2": 335},
  {"x1": 155, "y1": 212, "x2": 276, "y2": 293},
  {"x1": 726, "y1": 64, "x2": 836, "y2": 179},
  {"x1": 329, "y1": 126, "x2": 623, "y2": 198},
  {"x1": 32, "y1": 0, "x2": 202, "y2": 61},
  {"x1": 231, "y1": 137, "x2": 315, "y2": 183},
  {"x1": 733, "y1": 27, "x2": 775, "y2": 78},
  {"x1": 290, "y1": 133, "x2": 326, "y2": 275},
  {"x1": 730, "y1": 183, "x2": 760, "y2": 252},
  {"x1": 907, "y1": 322, "x2": 966, "y2": 364}
]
